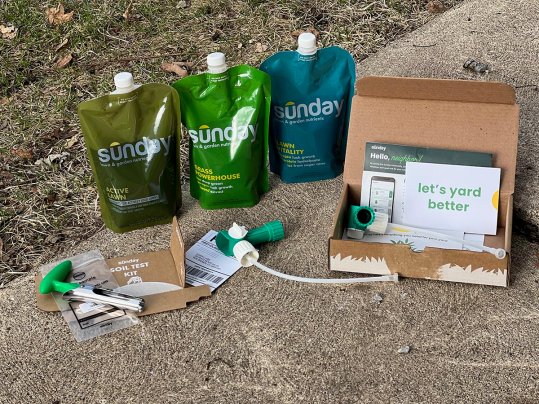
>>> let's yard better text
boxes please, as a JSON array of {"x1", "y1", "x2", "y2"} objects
[
  {"x1": 403, "y1": 162, "x2": 501, "y2": 234},
  {"x1": 417, "y1": 183, "x2": 483, "y2": 211}
]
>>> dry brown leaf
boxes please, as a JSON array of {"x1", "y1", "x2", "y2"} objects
[
  {"x1": 56, "y1": 53, "x2": 73, "y2": 68},
  {"x1": 161, "y1": 61, "x2": 190, "y2": 77},
  {"x1": 65, "y1": 135, "x2": 78, "y2": 148},
  {"x1": 427, "y1": 0, "x2": 447, "y2": 13},
  {"x1": 255, "y1": 42, "x2": 268, "y2": 53},
  {"x1": 46, "y1": 4, "x2": 74, "y2": 25},
  {"x1": 291, "y1": 27, "x2": 320, "y2": 38},
  {"x1": 0, "y1": 97, "x2": 9, "y2": 106},
  {"x1": 0, "y1": 24, "x2": 18, "y2": 40},
  {"x1": 55, "y1": 37, "x2": 69, "y2": 52},
  {"x1": 12, "y1": 148, "x2": 33, "y2": 160},
  {"x1": 123, "y1": 1, "x2": 133, "y2": 20}
]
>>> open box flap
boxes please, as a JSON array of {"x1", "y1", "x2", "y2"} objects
[
  {"x1": 170, "y1": 216, "x2": 186, "y2": 288},
  {"x1": 344, "y1": 77, "x2": 519, "y2": 196},
  {"x1": 356, "y1": 76, "x2": 516, "y2": 104}
]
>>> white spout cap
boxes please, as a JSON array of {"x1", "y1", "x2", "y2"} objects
[
  {"x1": 114, "y1": 72, "x2": 135, "y2": 92},
  {"x1": 297, "y1": 32, "x2": 317, "y2": 55},
  {"x1": 207, "y1": 52, "x2": 227, "y2": 73},
  {"x1": 233, "y1": 240, "x2": 259, "y2": 267},
  {"x1": 228, "y1": 222, "x2": 248, "y2": 239}
]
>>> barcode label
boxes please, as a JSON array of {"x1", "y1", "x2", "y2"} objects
[
  {"x1": 184, "y1": 230, "x2": 242, "y2": 292},
  {"x1": 186, "y1": 265, "x2": 224, "y2": 284}
]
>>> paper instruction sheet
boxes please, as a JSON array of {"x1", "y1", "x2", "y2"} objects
[
  {"x1": 185, "y1": 230, "x2": 242, "y2": 292},
  {"x1": 344, "y1": 224, "x2": 464, "y2": 252}
]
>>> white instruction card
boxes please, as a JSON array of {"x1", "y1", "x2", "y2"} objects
[
  {"x1": 403, "y1": 162, "x2": 501, "y2": 235},
  {"x1": 353, "y1": 224, "x2": 464, "y2": 252},
  {"x1": 185, "y1": 230, "x2": 242, "y2": 292}
]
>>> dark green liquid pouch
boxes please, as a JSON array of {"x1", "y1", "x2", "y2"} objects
[{"x1": 78, "y1": 84, "x2": 181, "y2": 232}]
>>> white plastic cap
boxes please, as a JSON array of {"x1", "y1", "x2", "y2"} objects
[
  {"x1": 367, "y1": 212, "x2": 389, "y2": 234},
  {"x1": 346, "y1": 228, "x2": 365, "y2": 240},
  {"x1": 233, "y1": 240, "x2": 259, "y2": 267},
  {"x1": 228, "y1": 222, "x2": 248, "y2": 240},
  {"x1": 207, "y1": 52, "x2": 227, "y2": 74},
  {"x1": 114, "y1": 72, "x2": 135, "y2": 91},
  {"x1": 297, "y1": 32, "x2": 317, "y2": 55}
]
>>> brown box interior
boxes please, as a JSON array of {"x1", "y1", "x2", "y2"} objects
[{"x1": 329, "y1": 76, "x2": 519, "y2": 286}]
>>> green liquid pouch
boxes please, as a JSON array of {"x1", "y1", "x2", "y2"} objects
[
  {"x1": 173, "y1": 64, "x2": 271, "y2": 210},
  {"x1": 78, "y1": 82, "x2": 181, "y2": 233}
]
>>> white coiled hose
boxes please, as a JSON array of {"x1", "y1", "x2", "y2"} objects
[{"x1": 233, "y1": 240, "x2": 398, "y2": 284}]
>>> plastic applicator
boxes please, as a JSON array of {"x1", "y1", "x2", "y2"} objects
[
  {"x1": 389, "y1": 224, "x2": 506, "y2": 259},
  {"x1": 345, "y1": 205, "x2": 506, "y2": 259},
  {"x1": 216, "y1": 222, "x2": 398, "y2": 284}
]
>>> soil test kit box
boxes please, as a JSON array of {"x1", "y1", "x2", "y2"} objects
[
  {"x1": 329, "y1": 76, "x2": 519, "y2": 287},
  {"x1": 36, "y1": 217, "x2": 211, "y2": 315}
]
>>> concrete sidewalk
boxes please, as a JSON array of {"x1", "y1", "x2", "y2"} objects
[{"x1": 2, "y1": 0, "x2": 539, "y2": 402}]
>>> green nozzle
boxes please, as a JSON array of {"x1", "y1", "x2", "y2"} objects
[
  {"x1": 348, "y1": 205, "x2": 375, "y2": 231},
  {"x1": 245, "y1": 221, "x2": 285, "y2": 245},
  {"x1": 216, "y1": 221, "x2": 285, "y2": 256},
  {"x1": 39, "y1": 260, "x2": 80, "y2": 295}
]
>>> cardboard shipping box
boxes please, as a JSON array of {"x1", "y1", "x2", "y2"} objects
[
  {"x1": 329, "y1": 76, "x2": 519, "y2": 287},
  {"x1": 36, "y1": 217, "x2": 211, "y2": 315}
]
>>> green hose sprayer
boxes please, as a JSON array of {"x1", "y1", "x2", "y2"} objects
[
  {"x1": 215, "y1": 221, "x2": 285, "y2": 259},
  {"x1": 215, "y1": 220, "x2": 398, "y2": 283}
]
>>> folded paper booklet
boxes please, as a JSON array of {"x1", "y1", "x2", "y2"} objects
[
  {"x1": 360, "y1": 142, "x2": 492, "y2": 224},
  {"x1": 403, "y1": 162, "x2": 501, "y2": 235},
  {"x1": 344, "y1": 223, "x2": 464, "y2": 251}
]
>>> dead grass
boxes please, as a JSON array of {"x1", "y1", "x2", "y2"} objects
[{"x1": 0, "y1": 0, "x2": 460, "y2": 283}]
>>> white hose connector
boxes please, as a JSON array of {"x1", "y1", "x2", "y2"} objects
[
  {"x1": 486, "y1": 247, "x2": 507, "y2": 260},
  {"x1": 233, "y1": 240, "x2": 259, "y2": 267},
  {"x1": 233, "y1": 240, "x2": 398, "y2": 284}
]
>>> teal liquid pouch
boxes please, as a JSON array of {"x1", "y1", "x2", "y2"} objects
[{"x1": 260, "y1": 33, "x2": 356, "y2": 183}]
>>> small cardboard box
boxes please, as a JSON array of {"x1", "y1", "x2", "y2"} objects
[
  {"x1": 329, "y1": 76, "x2": 519, "y2": 287},
  {"x1": 36, "y1": 217, "x2": 211, "y2": 315}
]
